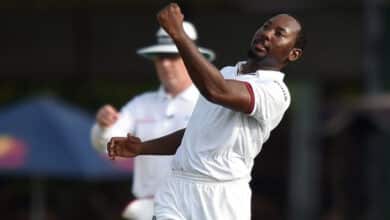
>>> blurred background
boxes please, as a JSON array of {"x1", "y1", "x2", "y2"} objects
[{"x1": 1, "y1": 0, "x2": 390, "y2": 219}]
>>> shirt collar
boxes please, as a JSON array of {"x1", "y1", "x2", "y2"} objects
[
  {"x1": 157, "y1": 84, "x2": 198, "y2": 101},
  {"x1": 157, "y1": 86, "x2": 167, "y2": 99},
  {"x1": 236, "y1": 61, "x2": 285, "y2": 81}
]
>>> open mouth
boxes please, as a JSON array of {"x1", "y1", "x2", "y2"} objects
[
  {"x1": 255, "y1": 44, "x2": 267, "y2": 52},
  {"x1": 252, "y1": 42, "x2": 269, "y2": 56}
]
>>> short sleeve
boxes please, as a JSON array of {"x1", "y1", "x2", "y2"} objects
[
  {"x1": 245, "y1": 80, "x2": 290, "y2": 122},
  {"x1": 110, "y1": 98, "x2": 139, "y2": 135}
]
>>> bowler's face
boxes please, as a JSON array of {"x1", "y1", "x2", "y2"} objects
[{"x1": 249, "y1": 14, "x2": 301, "y2": 63}]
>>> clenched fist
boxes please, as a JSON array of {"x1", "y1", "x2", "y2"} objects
[
  {"x1": 157, "y1": 3, "x2": 185, "y2": 39},
  {"x1": 96, "y1": 104, "x2": 119, "y2": 127},
  {"x1": 107, "y1": 134, "x2": 142, "y2": 160}
]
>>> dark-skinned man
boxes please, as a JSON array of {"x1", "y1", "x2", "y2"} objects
[{"x1": 108, "y1": 3, "x2": 306, "y2": 220}]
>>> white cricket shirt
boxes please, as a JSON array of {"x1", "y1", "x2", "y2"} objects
[
  {"x1": 91, "y1": 85, "x2": 199, "y2": 198},
  {"x1": 171, "y1": 62, "x2": 291, "y2": 181}
]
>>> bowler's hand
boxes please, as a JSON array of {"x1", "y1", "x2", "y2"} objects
[
  {"x1": 157, "y1": 3, "x2": 185, "y2": 39},
  {"x1": 96, "y1": 104, "x2": 119, "y2": 127},
  {"x1": 107, "y1": 134, "x2": 142, "y2": 160}
]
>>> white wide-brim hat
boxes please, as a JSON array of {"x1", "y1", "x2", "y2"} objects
[{"x1": 137, "y1": 21, "x2": 216, "y2": 61}]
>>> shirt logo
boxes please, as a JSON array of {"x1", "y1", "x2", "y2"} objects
[
  {"x1": 273, "y1": 80, "x2": 288, "y2": 102},
  {"x1": 136, "y1": 118, "x2": 156, "y2": 123}
]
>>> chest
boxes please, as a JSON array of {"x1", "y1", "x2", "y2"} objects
[{"x1": 133, "y1": 99, "x2": 194, "y2": 140}]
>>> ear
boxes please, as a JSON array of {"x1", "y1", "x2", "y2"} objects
[{"x1": 288, "y1": 48, "x2": 303, "y2": 62}]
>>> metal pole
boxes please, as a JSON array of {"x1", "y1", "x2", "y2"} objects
[
  {"x1": 288, "y1": 81, "x2": 321, "y2": 220},
  {"x1": 30, "y1": 177, "x2": 45, "y2": 220},
  {"x1": 363, "y1": 0, "x2": 384, "y2": 94},
  {"x1": 363, "y1": 0, "x2": 386, "y2": 219}
]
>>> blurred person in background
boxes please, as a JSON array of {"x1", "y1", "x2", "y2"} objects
[
  {"x1": 90, "y1": 21, "x2": 215, "y2": 220},
  {"x1": 107, "y1": 3, "x2": 306, "y2": 220}
]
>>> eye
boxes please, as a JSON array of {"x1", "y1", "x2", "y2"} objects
[{"x1": 275, "y1": 30, "x2": 285, "y2": 38}]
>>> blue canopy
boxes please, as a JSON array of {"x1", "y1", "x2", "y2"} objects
[{"x1": 0, "y1": 96, "x2": 132, "y2": 180}]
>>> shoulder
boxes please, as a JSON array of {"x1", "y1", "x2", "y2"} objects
[
  {"x1": 220, "y1": 65, "x2": 237, "y2": 74},
  {"x1": 271, "y1": 80, "x2": 290, "y2": 103},
  {"x1": 259, "y1": 80, "x2": 290, "y2": 106},
  {"x1": 247, "y1": 79, "x2": 290, "y2": 119},
  {"x1": 220, "y1": 65, "x2": 237, "y2": 79},
  {"x1": 220, "y1": 66, "x2": 236, "y2": 73},
  {"x1": 246, "y1": 77, "x2": 290, "y2": 103}
]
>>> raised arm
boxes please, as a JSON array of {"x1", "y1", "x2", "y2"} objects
[
  {"x1": 157, "y1": 3, "x2": 253, "y2": 113},
  {"x1": 107, "y1": 129, "x2": 185, "y2": 160}
]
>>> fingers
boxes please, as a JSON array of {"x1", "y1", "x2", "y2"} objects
[
  {"x1": 157, "y1": 3, "x2": 184, "y2": 26},
  {"x1": 107, "y1": 137, "x2": 122, "y2": 160},
  {"x1": 107, "y1": 139, "x2": 115, "y2": 160},
  {"x1": 164, "y1": 3, "x2": 181, "y2": 14},
  {"x1": 127, "y1": 133, "x2": 141, "y2": 143},
  {"x1": 97, "y1": 105, "x2": 119, "y2": 127},
  {"x1": 107, "y1": 136, "x2": 129, "y2": 160}
]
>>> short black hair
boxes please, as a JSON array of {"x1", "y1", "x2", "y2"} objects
[
  {"x1": 289, "y1": 14, "x2": 307, "y2": 50},
  {"x1": 295, "y1": 25, "x2": 307, "y2": 51}
]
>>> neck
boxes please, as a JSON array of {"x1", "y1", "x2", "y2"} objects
[{"x1": 164, "y1": 82, "x2": 192, "y2": 97}]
